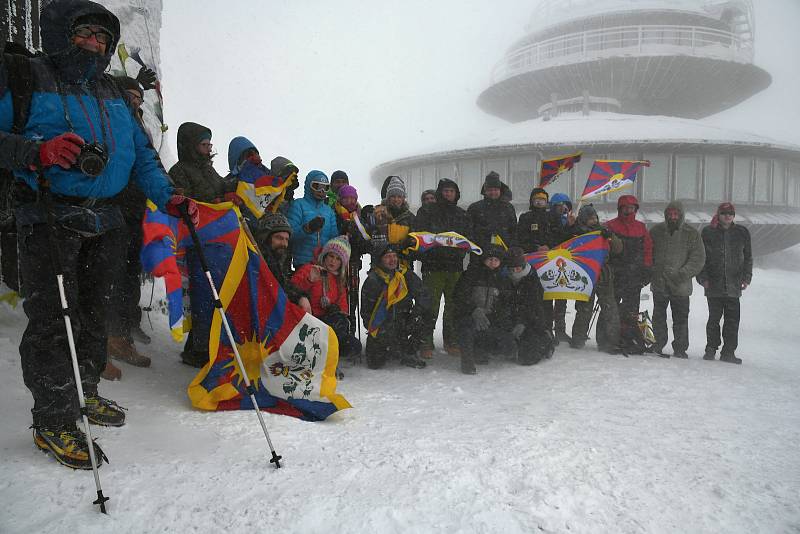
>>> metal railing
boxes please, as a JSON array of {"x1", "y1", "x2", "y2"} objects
[{"x1": 491, "y1": 24, "x2": 753, "y2": 83}]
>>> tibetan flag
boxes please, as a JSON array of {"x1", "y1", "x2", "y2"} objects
[
  {"x1": 490, "y1": 233, "x2": 508, "y2": 251},
  {"x1": 406, "y1": 231, "x2": 482, "y2": 255},
  {"x1": 539, "y1": 152, "x2": 582, "y2": 188},
  {"x1": 367, "y1": 266, "x2": 410, "y2": 338},
  {"x1": 235, "y1": 160, "x2": 295, "y2": 218},
  {"x1": 524, "y1": 231, "x2": 609, "y2": 301},
  {"x1": 141, "y1": 200, "x2": 187, "y2": 341},
  {"x1": 186, "y1": 203, "x2": 349, "y2": 421},
  {"x1": 580, "y1": 159, "x2": 649, "y2": 200}
]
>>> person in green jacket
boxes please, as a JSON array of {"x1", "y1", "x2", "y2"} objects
[
  {"x1": 649, "y1": 200, "x2": 706, "y2": 358},
  {"x1": 168, "y1": 122, "x2": 235, "y2": 203}
]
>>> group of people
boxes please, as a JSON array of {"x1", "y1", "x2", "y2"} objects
[{"x1": 0, "y1": 0, "x2": 752, "y2": 471}]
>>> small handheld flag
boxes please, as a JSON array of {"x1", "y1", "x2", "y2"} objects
[
  {"x1": 539, "y1": 152, "x2": 582, "y2": 188},
  {"x1": 580, "y1": 160, "x2": 649, "y2": 200}
]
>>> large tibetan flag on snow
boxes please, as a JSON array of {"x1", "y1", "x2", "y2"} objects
[
  {"x1": 524, "y1": 231, "x2": 609, "y2": 301},
  {"x1": 539, "y1": 152, "x2": 582, "y2": 188},
  {"x1": 580, "y1": 159, "x2": 649, "y2": 200},
  {"x1": 235, "y1": 160, "x2": 296, "y2": 218},
  {"x1": 186, "y1": 203, "x2": 350, "y2": 421},
  {"x1": 405, "y1": 231, "x2": 482, "y2": 255},
  {"x1": 141, "y1": 200, "x2": 187, "y2": 341}
]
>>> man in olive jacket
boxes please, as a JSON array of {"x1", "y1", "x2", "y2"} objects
[
  {"x1": 696, "y1": 202, "x2": 752, "y2": 364},
  {"x1": 649, "y1": 200, "x2": 705, "y2": 358}
]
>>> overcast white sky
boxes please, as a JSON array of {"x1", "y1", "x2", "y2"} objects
[{"x1": 160, "y1": 0, "x2": 800, "y2": 198}]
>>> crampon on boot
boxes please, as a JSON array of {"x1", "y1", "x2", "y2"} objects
[
  {"x1": 86, "y1": 396, "x2": 127, "y2": 427},
  {"x1": 33, "y1": 424, "x2": 108, "y2": 470}
]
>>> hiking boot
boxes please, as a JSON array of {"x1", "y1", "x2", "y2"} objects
[
  {"x1": 461, "y1": 355, "x2": 477, "y2": 375},
  {"x1": 85, "y1": 396, "x2": 126, "y2": 427},
  {"x1": 181, "y1": 350, "x2": 207, "y2": 368},
  {"x1": 420, "y1": 348, "x2": 434, "y2": 359},
  {"x1": 652, "y1": 344, "x2": 665, "y2": 356},
  {"x1": 33, "y1": 425, "x2": 108, "y2": 470},
  {"x1": 475, "y1": 352, "x2": 489, "y2": 365},
  {"x1": 569, "y1": 338, "x2": 586, "y2": 349},
  {"x1": 555, "y1": 330, "x2": 572, "y2": 344},
  {"x1": 400, "y1": 354, "x2": 427, "y2": 369},
  {"x1": 100, "y1": 361, "x2": 122, "y2": 381},
  {"x1": 130, "y1": 325, "x2": 152, "y2": 345},
  {"x1": 720, "y1": 354, "x2": 742, "y2": 365},
  {"x1": 445, "y1": 345, "x2": 461, "y2": 356},
  {"x1": 672, "y1": 350, "x2": 689, "y2": 359},
  {"x1": 108, "y1": 336, "x2": 151, "y2": 368},
  {"x1": 703, "y1": 349, "x2": 716, "y2": 361}
]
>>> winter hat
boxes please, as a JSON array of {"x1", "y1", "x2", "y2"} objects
[
  {"x1": 318, "y1": 235, "x2": 351, "y2": 267},
  {"x1": 256, "y1": 212, "x2": 292, "y2": 239},
  {"x1": 717, "y1": 202, "x2": 735, "y2": 215},
  {"x1": 385, "y1": 176, "x2": 406, "y2": 199},
  {"x1": 114, "y1": 75, "x2": 143, "y2": 97},
  {"x1": 338, "y1": 185, "x2": 358, "y2": 200},
  {"x1": 550, "y1": 193, "x2": 573, "y2": 211},
  {"x1": 531, "y1": 188, "x2": 549, "y2": 201},
  {"x1": 483, "y1": 244, "x2": 506, "y2": 262},
  {"x1": 577, "y1": 204, "x2": 599, "y2": 226},
  {"x1": 421, "y1": 189, "x2": 437, "y2": 202},
  {"x1": 227, "y1": 136, "x2": 258, "y2": 174},
  {"x1": 271, "y1": 156, "x2": 299, "y2": 179},
  {"x1": 504, "y1": 247, "x2": 527, "y2": 269},
  {"x1": 331, "y1": 170, "x2": 349, "y2": 184},
  {"x1": 617, "y1": 195, "x2": 639, "y2": 210},
  {"x1": 484, "y1": 171, "x2": 502, "y2": 189}
]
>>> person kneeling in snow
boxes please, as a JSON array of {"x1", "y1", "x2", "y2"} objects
[
  {"x1": 454, "y1": 245, "x2": 515, "y2": 375},
  {"x1": 504, "y1": 247, "x2": 555, "y2": 365},
  {"x1": 292, "y1": 236, "x2": 362, "y2": 371},
  {"x1": 360, "y1": 244, "x2": 430, "y2": 369}
]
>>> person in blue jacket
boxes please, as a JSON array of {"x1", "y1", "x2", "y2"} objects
[
  {"x1": 286, "y1": 170, "x2": 338, "y2": 267},
  {"x1": 0, "y1": 0, "x2": 195, "y2": 469}
]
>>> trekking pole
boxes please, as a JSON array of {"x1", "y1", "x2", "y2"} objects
[
  {"x1": 178, "y1": 204, "x2": 282, "y2": 468},
  {"x1": 587, "y1": 300, "x2": 601, "y2": 336},
  {"x1": 41, "y1": 189, "x2": 109, "y2": 513}
]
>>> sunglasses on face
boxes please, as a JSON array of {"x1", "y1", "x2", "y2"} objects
[
  {"x1": 310, "y1": 182, "x2": 330, "y2": 192},
  {"x1": 719, "y1": 211, "x2": 735, "y2": 216},
  {"x1": 72, "y1": 25, "x2": 113, "y2": 45}
]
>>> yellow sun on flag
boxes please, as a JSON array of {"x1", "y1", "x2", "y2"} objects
[
  {"x1": 558, "y1": 164, "x2": 567, "y2": 173},
  {"x1": 612, "y1": 172, "x2": 625, "y2": 181},
  {"x1": 223, "y1": 334, "x2": 267, "y2": 388},
  {"x1": 546, "y1": 248, "x2": 573, "y2": 261}
]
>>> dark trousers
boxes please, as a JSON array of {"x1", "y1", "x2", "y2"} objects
[
  {"x1": 107, "y1": 219, "x2": 143, "y2": 337},
  {"x1": 18, "y1": 222, "x2": 122, "y2": 427},
  {"x1": 614, "y1": 280, "x2": 642, "y2": 346},
  {"x1": 552, "y1": 299, "x2": 567, "y2": 332},
  {"x1": 652, "y1": 293, "x2": 690, "y2": 353},
  {"x1": 706, "y1": 297, "x2": 740, "y2": 356},
  {"x1": 365, "y1": 315, "x2": 412, "y2": 368},
  {"x1": 457, "y1": 319, "x2": 515, "y2": 364}
]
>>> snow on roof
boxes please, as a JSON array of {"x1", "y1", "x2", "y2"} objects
[{"x1": 382, "y1": 113, "x2": 800, "y2": 165}]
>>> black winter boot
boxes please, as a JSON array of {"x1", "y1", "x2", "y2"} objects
[
  {"x1": 703, "y1": 349, "x2": 716, "y2": 361},
  {"x1": 461, "y1": 353, "x2": 477, "y2": 375},
  {"x1": 720, "y1": 353, "x2": 742, "y2": 365}
]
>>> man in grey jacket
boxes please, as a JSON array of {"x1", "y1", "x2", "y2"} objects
[{"x1": 649, "y1": 201, "x2": 706, "y2": 358}]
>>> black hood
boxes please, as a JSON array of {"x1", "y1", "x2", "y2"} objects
[
  {"x1": 435, "y1": 178, "x2": 461, "y2": 204},
  {"x1": 176, "y1": 122, "x2": 212, "y2": 164},
  {"x1": 41, "y1": 0, "x2": 120, "y2": 81}
]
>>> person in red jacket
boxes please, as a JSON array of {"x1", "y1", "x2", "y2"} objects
[
  {"x1": 603, "y1": 195, "x2": 653, "y2": 353},
  {"x1": 291, "y1": 236, "x2": 362, "y2": 369}
]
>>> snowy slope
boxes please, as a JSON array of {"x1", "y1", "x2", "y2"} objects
[{"x1": 1, "y1": 269, "x2": 799, "y2": 533}]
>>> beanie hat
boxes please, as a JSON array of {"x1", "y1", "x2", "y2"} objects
[
  {"x1": 385, "y1": 176, "x2": 406, "y2": 199},
  {"x1": 256, "y1": 212, "x2": 292, "y2": 239},
  {"x1": 483, "y1": 244, "x2": 506, "y2": 261},
  {"x1": 421, "y1": 189, "x2": 436, "y2": 201},
  {"x1": 531, "y1": 188, "x2": 549, "y2": 201},
  {"x1": 338, "y1": 185, "x2": 358, "y2": 200},
  {"x1": 504, "y1": 247, "x2": 527, "y2": 269},
  {"x1": 484, "y1": 171, "x2": 502, "y2": 189},
  {"x1": 577, "y1": 204, "x2": 598, "y2": 226},
  {"x1": 331, "y1": 170, "x2": 349, "y2": 183},
  {"x1": 717, "y1": 202, "x2": 735, "y2": 215},
  {"x1": 318, "y1": 235, "x2": 351, "y2": 266}
]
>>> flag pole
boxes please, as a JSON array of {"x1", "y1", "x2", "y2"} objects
[{"x1": 179, "y1": 205, "x2": 282, "y2": 469}]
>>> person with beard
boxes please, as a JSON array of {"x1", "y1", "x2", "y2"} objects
[
  {"x1": 566, "y1": 205, "x2": 623, "y2": 350},
  {"x1": 696, "y1": 202, "x2": 752, "y2": 364},
  {"x1": 649, "y1": 200, "x2": 706, "y2": 358},
  {"x1": 412, "y1": 178, "x2": 472, "y2": 358},
  {"x1": 253, "y1": 212, "x2": 311, "y2": 313},
  {"x1": 363, "y1": 176, "x2": 415, "y2": 267},
  {"x1": 467, "y1": 171, "x2": 516, "y2": 251},
  {"x1": 505, "y1": 247, "x2": 555, "y2": 365},
  {"x1": 603, "y1": 195, "x2": 653, "y2": 354},
  {"x1": 453, "y1": 245, "x2": 515, "y2": 375},
  {"x1": 0, "y1": 0, "x2": 193, "y2": 468},
  {"x1": 360, "y1": 244, "x2": 430, "y2": 369}
]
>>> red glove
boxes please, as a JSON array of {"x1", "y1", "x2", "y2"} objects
[
  {"x1": 223, "y1": 192, "x2": 242, "y2": 206},
  {"x1": 38, "y1": 133, "x2": 85, "y2": 169},
  {"x1": 166, "y1": 195, "x2": 199, "y2": 226}
]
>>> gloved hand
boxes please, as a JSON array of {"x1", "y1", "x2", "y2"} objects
[
  {"x1": 472, "y1": 307, "x2": 490, "y2": 331},
  {"x1": 136, "y1": 66, "x2": 158, "y2": 90},
  {"x1": 600, "y1": 227, "x2": 612, "y2": 239},
  {"x1": 223, "y1": 191, "x2": 242, "y2": 206},
  {"x1": 511, "y1": 323, "x2": 525, "y2": 340},
  {"x1": 37, "y1": 133, "x2": 85, "y2": 169},
  {"x1": 323, "y1": 303, "x2": 341, "y2": 316},
  {"x1": 304, "y1": 216, "x2": 325, "y2": 233},
  {"x1": 166, "y1": 195, "x2": 199, "y2": 226},
  {"x1": 401, "y1": 235, "x2": 417, "y2": 250}
]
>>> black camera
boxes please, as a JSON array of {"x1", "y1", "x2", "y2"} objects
[{"x1": 77, "y1": 143, "x2": 108, "y2": 177}]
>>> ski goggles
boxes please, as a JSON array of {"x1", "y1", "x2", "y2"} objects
[
  {"x1": 72, "y1": 25, "x2": 114, "y2": 45},
  {"x1": 310, "y1": 182, "x2": 330, "y2": 192}
]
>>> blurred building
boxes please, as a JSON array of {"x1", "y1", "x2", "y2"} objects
[{"x1": 372, "y1": 0, "x2": 800, "y2": 255}]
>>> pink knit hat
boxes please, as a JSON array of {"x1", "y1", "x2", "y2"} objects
[{"x1": 318, "y1": 235, "x2": 351, "y2": 266}]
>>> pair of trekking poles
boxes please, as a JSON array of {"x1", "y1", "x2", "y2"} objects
[{"x1": 43, "y1": 195, "x2": 281, "y2": 514}]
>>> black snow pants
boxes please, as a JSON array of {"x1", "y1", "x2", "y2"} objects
[
  {"x1": 18, "y1": 220, "x2": 122, "y2": 428},
  {"x1": 107, "y1": 216, "x2": 143, "y2": 338},
  {"x1": 652, "y1": 293, "x2": 690, "y2": 353},
  {"x1": 705, "y1": 296, "x2": 741, "y2": 357}
]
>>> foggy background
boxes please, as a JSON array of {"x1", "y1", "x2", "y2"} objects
[{"x1": 160, "y1": 0, "x2": 800, "y2": 198}]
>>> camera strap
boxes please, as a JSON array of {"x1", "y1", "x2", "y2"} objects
[{"x1": 54, "y1": 74, "x2": 111, "y2": 152}]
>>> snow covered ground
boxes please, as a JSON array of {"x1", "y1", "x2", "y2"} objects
[{"x1": 1, "y1": 267, "x2": 799, "y2": 533}]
